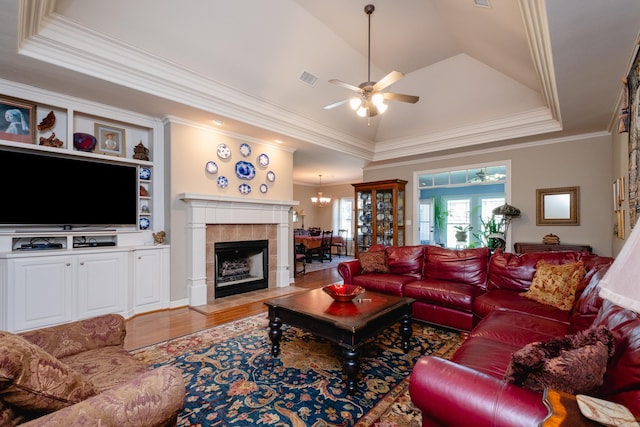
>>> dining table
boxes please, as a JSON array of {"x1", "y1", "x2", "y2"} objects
[{"x1": 294, "y1": 235, "x2": 344, "y2": 251}]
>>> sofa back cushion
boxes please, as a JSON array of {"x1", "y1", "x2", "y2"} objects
[
  {"x1": 569, "y1": 263, "x2": 612, "y2": 333},
  {"x1": 423, "y1": 246, "x2": 489, "y2": 287},
  {"x1": 591, "y1": 300, "x2": 640, "y2": 413},
  {"x1": 385, "y1": 246, "x2": 425, "y2": 278},
  {"x1": 487, "y1": 250, "x2": 585, "y2": 291}
]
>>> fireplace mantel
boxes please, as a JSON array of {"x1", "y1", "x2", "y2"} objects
[{"x1": 180, "y1": 193, "x2": 298, "y2": 306}]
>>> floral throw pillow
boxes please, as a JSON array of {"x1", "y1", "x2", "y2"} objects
[
  {"x1": 0, "y1": 331, "x2": 97, "y2": 417},
  {"x1": 358, "y1": 250, "x2": 389, "y2": 274},
  {"x1": 504, "y1": 325, "x2": 615, "y2": 395},
  {"x1": 522, "y1": 260, "x2": 586, "y2": 311}
]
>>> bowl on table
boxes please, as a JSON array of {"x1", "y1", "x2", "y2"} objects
[{"x1": 322, "y1": 284, "x2": 365, "y2": 302}]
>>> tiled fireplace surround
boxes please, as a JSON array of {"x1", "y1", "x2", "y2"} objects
[
  {"x1": 206, "y1": 224, "x2": 276, "y2": 300},
  {"x1": 180, "y1": 193, "x2": 296, "y2": 306}
]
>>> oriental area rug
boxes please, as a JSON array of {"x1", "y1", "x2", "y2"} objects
[{"x1": 131, "y1": 313, "x2": 463, "y2": 426}]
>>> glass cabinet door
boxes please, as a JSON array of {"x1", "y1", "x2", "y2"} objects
[
  {"x1": 356, "y1": 190, "x2": 373, "y2": 253},
  {"x1": 353, "y1": 179, "x2": 407, "y2": 257},
  {"x1": 375, "y1": 189, "x2": 394, "y2": 246}
]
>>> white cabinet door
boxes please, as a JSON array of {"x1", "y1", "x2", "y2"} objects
[
  {"x1": 76, "y1": 251, "x2": 128, "y2": 319},
  {"x1": 133, "y1": 248, "x2": 167, "y2": 312},
  {"x1": 9, "y1": 256, "x2": 74, "y2": 332}
]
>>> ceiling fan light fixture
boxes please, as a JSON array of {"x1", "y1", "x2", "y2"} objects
[
  {"x1": 372, "y1": 92, "x2": 384, "y2": 106},
  {"x1": 323, "y1": 4, "x2": 419, "y2": 117}
]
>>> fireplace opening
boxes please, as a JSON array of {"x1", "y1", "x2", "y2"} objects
[{"x1": 214, "y1": 240, "x2": 268, "y2": 298}]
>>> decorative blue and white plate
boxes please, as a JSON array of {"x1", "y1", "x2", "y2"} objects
[
  {"x1": 139, "y1": 217, "x2": 150, "y2": 230},
  {"x1": 266, "y1": 171, "x2": 276, "y2": 182},
  {"x1": 217, "y1": 143, "x2": 231, "y2": 159},
  {"x1": 260, "y1": 184, "x2": 268, "y2": 194},
  {"x1": 234, "y1": 161, "x2": 256, "y2": 180},
  {"x1": 205, "y1": 161, "x2": 218, "y2": 174},
  {"x1": 239, "y1": 183, "x2": 251, "y2": 194},
  {"x1": 139, "y1": 167, "x2": 151, "y2": 180},
  {"x1": 240, "y1": 143, "x2": 251, "y2": 157},
  {"x1": 258, "y1": 153, "x2": 270, "y2": 167},
  {"x1": 217, "y1": 176, "x2": 228, "y2": 188}
]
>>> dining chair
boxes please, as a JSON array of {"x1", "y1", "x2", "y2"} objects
[
  {"x1": 332, "y1": 229, "x2": 348, "y2": 257},
  {"x1": 294, "y1": 242, "x2": 306, "y2": 275}
]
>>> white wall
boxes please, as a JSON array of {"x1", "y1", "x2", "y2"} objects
[{"x1": 363, "y1": 133, "x2": 614, "y2": 256}]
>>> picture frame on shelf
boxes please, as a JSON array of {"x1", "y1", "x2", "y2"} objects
[
  {"x1": 0, "y1": 95, "x2": 36, "y2": 144},
  {"x1": 94, "y1": 123, "x2": 126, "y2": 157}
]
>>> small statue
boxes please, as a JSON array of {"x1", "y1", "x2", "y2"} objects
[
  {"x1": 39, "y1": 132, "x2": 64, "y2": 148},
  {"x1": 133, "y1": 141, "x2": 150, "y2": 161},
  {"x1": 153, "y1": 231, "x2": 166, "y2": 245},
  {"x1": 37, "y1": 110, "x2": 56, "y2": 131}
]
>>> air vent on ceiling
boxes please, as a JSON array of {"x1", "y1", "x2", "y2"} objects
[
  {"x1": 299, "y1": 71, "x2": 318, "y2": 87},
  {"x1": 474, "y1": 0, "x2": 491, "y2": 8}
]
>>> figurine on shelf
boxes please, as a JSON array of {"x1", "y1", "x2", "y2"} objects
[
  {"x1": 139, "y1": 185, "x2": 149, "y2": 197},
  {"x1": 153, "y1": 231, "x2": 166, "y2": 245},
  {"x1": 37, "y1": 111, "x2": 56, "y2": 131},
  {"x1": 133, "y1": 141, "x2": 150, "y2": 161},
  {"x1": 39, "y1": 132, "x2": 63, "y2": 148}
]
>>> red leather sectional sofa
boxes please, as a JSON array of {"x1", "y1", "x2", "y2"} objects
[{"x1": 338, "y1": 246, "x2": 640, "y2": 425}]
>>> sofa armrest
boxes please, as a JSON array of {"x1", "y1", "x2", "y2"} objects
[
  {"x1": 409, "y1": 356, "x2": 549, "y2": 427},
  {"x1": 19, "y1": 314, "x2": 127, "y2": 359},
  {"x1": 337, "y1": 259, "x2": 362, "y2": 285},
  {"x1": 21, "y1": 365, "x2": 186, "y2": 427}
]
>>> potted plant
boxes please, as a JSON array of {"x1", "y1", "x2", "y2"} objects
[
  {"x1": 454, "y1": 225, "x2": 472, "y2": 242},
  {"x1": 433, "y1": 196, "x2": 448, "y2": 246},
  {"x1": 473, "y1": 215, "x2": 505, "y2": 250}
]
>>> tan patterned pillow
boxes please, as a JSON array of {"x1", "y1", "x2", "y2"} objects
[
  {"x1": 523, "y1": 260, "x2": 586, "y2": 310},
  {"x1": 358, "y1": 250, "x2": 389, "y2": 274},
  {"x1": 0, "y1": 331, "x2": 97, "y2": 415}
]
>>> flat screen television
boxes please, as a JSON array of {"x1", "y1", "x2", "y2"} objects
[{"x1": 0, "y1": 148, "x2": 138, "y2": 229}]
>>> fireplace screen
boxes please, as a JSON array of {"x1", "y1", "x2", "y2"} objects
[{"x1": 214, "y1": 240, "x2": 268, "y2": 298}]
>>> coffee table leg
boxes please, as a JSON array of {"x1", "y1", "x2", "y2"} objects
[
  {"x1": 400, "y1": 313, "x2": 412, "y2": 353},
  {"x1": 342, "y1": 348, "x2": 359, "y2": 395},
  {"x1": 269, "y1": 317, "x2": 282, "y2": 357}
]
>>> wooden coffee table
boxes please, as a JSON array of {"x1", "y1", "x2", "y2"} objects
[{"x1": 264, "y1": 288, "x2": 415, "y2": 394}]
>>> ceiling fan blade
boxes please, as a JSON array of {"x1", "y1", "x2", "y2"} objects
[
  {"x1": 373, "y1": 71, "x2": 404, "y2": 91},
  {"x1": 384, "y1": 92, "x2": 420, "y2": 104},
  {"x1": 329, "y1": 79, "x2": 362, "y2": 93},
  {"x1": 323, "y1": 99, "x2": 348, "y2": 110}
]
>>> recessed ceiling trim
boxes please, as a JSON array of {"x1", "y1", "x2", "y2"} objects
[
  {"x1": 366, "y1": 131, "x2": 610, "y2": 171},
  {"x1": 519, "y1": 0, "x2": 561, "y2": 123},
  {"x1": 373, "y1": 107, "x2": 561, "y2": 161}
]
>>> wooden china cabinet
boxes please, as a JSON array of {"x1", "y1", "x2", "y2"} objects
[{"x1": 353, "y1": 179, "x2": 407, "y2": 257}]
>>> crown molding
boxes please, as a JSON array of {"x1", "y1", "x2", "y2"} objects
[{"x1": 16, "y1": 5, "x2": 374, "y2": 160}]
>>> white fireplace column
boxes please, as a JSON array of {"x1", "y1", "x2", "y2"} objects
[{"x1": 180, "y1": 193, "x2": 297, "y2": 306}]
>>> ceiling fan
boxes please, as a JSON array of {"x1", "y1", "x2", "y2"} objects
[{"x1": 323, "y1": 4, "x2": 419, "y2": 118}]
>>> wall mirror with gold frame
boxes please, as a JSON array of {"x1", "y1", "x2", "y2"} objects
[{"x1": 536, "y1": 187, "x2": 579, "y2": 225}]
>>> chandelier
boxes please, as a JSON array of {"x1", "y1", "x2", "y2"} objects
[{"x1": 311, "y1": 174, "x2": 331, "y2": 208}]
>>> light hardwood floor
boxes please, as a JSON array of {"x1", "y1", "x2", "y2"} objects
[{"x1": 123, "y1": 266, "x2": 344, "y2": 351}]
